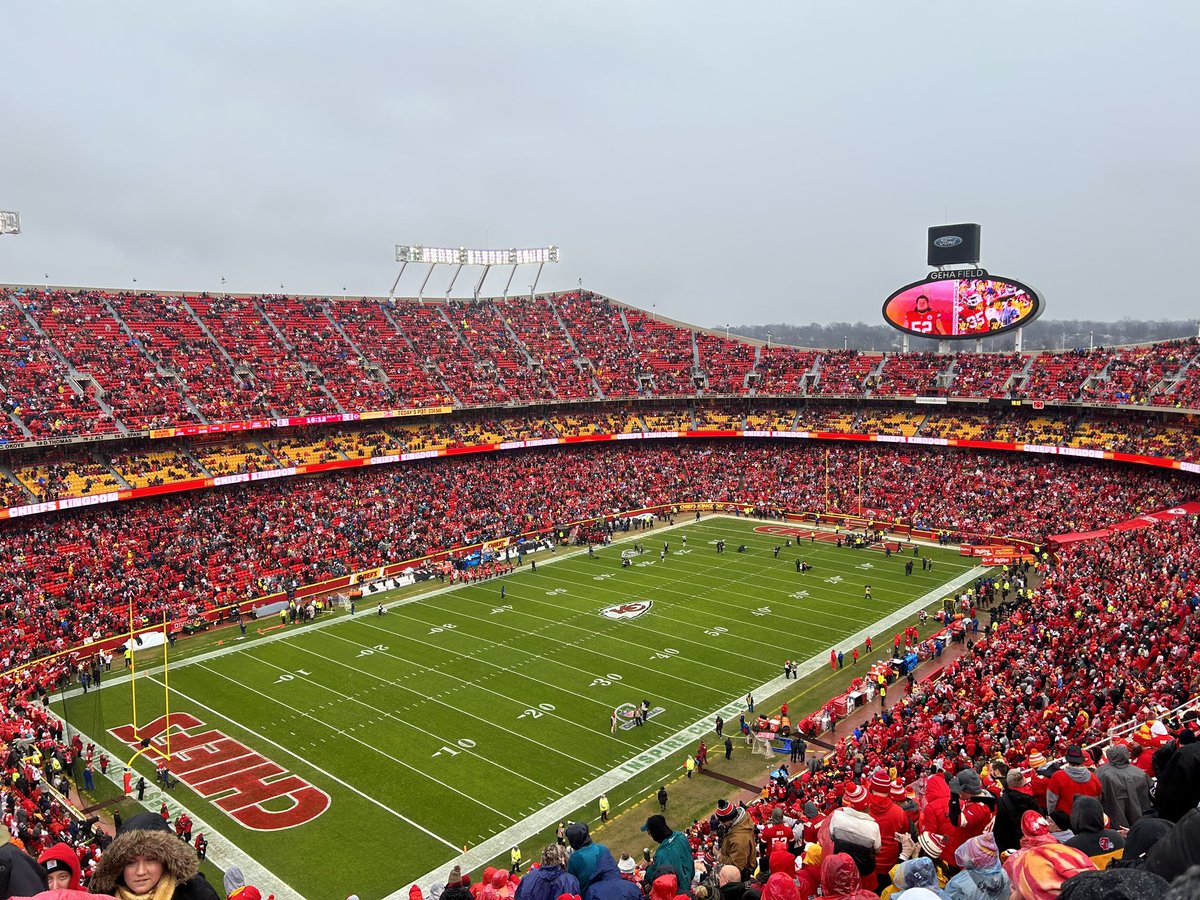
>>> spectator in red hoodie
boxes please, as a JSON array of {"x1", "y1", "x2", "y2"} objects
[
  {"x1": 865, "y1": 768, "x2": 910, "y2": 892},
  {"x1": 1046, "y1": 744, "x2": 1103, "y2": 830}
]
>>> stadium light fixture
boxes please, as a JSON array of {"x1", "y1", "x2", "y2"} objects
[
  {"x1": 0, "y1": 210, "x2": 21, "y2": 235},
  {"x1": 390, "y1": 244, "x2": 560, "y2": 301}
]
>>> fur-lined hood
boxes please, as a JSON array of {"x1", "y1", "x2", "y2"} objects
[{"x1": 90, "y1": 828, "x2": 200, "y2": 894}]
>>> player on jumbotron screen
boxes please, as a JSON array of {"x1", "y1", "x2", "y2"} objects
[
  {"x1": 954, "y1": 279, "x2": 1030, "y2": 335},
  {"x1": 902, "y1": 294, "x2": 947, "y2": 335}
]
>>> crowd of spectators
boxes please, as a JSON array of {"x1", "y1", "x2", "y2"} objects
[
  {"x1": 5, "y1": 401, "x2": 1200, "y2": 509},
  {"x1": 5, "y1": 289, "x2": 1200, "y2": 443},
  {"x1": 0, "y1": 441, "x2": 1193, "y2": 680}
]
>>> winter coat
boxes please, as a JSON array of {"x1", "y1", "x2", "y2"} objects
[
  {"x1": 1064, "y1": 796, "x2": 1125, "y2": 869},
  {"x1": 1095, "y1": 746, "x2": 1151, "y2": 829},
  {"x1": 580, "y1": 850, "x2": 642, "y2": 900},
  {"x1": 866, "y1": 796, "x2": 910, "y2": 879},
  {"x1": 718, "y1": 812, "x2": 757, "y2": 878},
  {"x1": 1046, "y1": 765, "x2": 1102, "y2": 819},
  {"x1": 513, "y1": 865, "x2": 579, "y2": 900},
  {"x1": 645, "y1": 831, "x2": 695, "y2": 889},
  {"x1": 567, "y1": 842, "x2": 610, "y2": 894},
  {"x1": 1143, "y1": 806, "x2": 1200, "y2": 883},
  {"x1": 920, "y1": 777, "x2": 954, "y2": 854},
  {"x1": 1148, "y1": 741, "x2": 1200, "y2": 822},
  {"x1": 89, "y1": 826, "x2": 219, "y2": 900},
  {"x1": 992, "y1": 788, "x2": 1041, "y2": 854},
  {"x1": 0, "y1": 844, "x2": 49, "y2": 899}
]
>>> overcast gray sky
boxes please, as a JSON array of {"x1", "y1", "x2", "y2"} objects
[{"x1": 2, "y1": 1, "x2": 1196, "y2": 327}]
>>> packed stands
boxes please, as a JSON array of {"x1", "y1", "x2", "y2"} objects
[
  {"x1": 27, "y1": 291, "x2": 198, "y2": 430},
  {"x1": 188, "y1": 294, "x2": 337, "y2": 416},
  {"x1": 1, "y1": 441, "x2": 1191, "y2": 666},
  {"x1": 106, "y1": 291, "x2": 259, "y2": 422},
  {"x1": 624, "y1": 309, "x2": 697, "y2": 395},
  {"x1": 553, "y1": 292, "x2": 641, "y2": 397},
  {"x1": 813, "y1": 350, "x2": 878, "y2": 396},
  {"x1": 754, "y1": 347, "x2": 819, "y2": 395},
  {"x1": 495, "y1": 297, "x2": 597, "y2": 400},
  {"x1": 696, "y1": 331, "x2": 757, "y2": 394},
  {"x1": 869, "y1": 351, "x2": 945, "y2": 397}
]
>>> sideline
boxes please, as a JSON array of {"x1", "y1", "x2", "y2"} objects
[{"x1": 394, "y1": 564, "x2": 989, "y2": 898}]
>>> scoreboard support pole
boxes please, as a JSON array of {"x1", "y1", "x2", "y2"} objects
[{"x1": 1015, "y1": 326, "x2": 1024, "y2": 353}]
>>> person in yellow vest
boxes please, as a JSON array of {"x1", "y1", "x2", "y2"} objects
[
  {"x1": 279, "y1": 608, "x2": 287, "y2": 626},
  {"x1": 123, "y1": 647, "x2": 132, "y2": 668},
  {"x1": 510, "y1": 846, "x2": 523, "y2": 874},
  {"x1": 685, "y1": 755, "x2": 696, "y2": 778},
  {"x1": 599, "y1": 794, "x2": 610, "y2": 823}
]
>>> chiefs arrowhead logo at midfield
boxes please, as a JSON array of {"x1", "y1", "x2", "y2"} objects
[{"x1": 601, "y1": 600, "x2": 653, "y2": 620}]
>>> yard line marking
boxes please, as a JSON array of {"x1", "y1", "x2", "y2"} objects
[
  {"x1": 151, "y1": 672, "x2": 467, "y2": 850},
  {"x1": 191, "y1": 665, "x2": 519, "y2": 824},
  {"x1": 396, "y1": 564, "x2": 990, "y2": 898},
  {"x1": 360, "y1": 607, "x2": 715, "y2": 720},
  {"x1": 301, "y1": 631, "x2": 621, "y2": 762},
  {"x1": 248, "y1": 643, "x2": 576, "y2": 790},
  {"x1": 352, "y1": 610, "x2": 714, "y2": 716}
]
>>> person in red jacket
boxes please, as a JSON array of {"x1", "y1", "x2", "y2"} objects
[
  {"x1": 1046, "y1": 744, "x2": 1103, "y2": 829},
  {"x1": 942, "y1": 767, "x2": 996, "y2": 868},
  {"x1": 865, "y1": 768, "x2": 910, "y2": 891}
]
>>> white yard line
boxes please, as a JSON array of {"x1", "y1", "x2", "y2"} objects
[
  {"x1": 394, "y1": 564, "x2": 990, "y2": 899},
  {"x1": 237, "y1": 646, "x2": 570, "y2": 792},
  {"x1": 306, "y1": 630, "x2": 628, "y2": 764},
  {"x1": 191, "y1": 665, "x2": 519, "y2": 825}
]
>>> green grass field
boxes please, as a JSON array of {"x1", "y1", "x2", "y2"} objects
[{"x1": 62, "y1": 516, "x2": 981, "y2": 900}]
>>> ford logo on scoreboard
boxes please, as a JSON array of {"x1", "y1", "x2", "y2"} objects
[
  {"x1": 933, "y1": 235, "x2": 963, "y2": 248},
  {"x1": 882, "y1": 270, "x2": 1044, "y2": 340}
]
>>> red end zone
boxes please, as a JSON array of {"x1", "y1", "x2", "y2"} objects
[
  {"x1": 110, "y1": 713, "x2": 330, "y2": 831},
  {"x1": 753, "y1": 525, "x2": 901, "y2": 552}
]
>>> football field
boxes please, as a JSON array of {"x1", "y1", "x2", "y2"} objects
[{"x1": 63, "y1": 516, "x2": 982, "y2": 900}]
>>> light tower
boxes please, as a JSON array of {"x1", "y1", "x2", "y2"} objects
[
  {"x1": 0, "y1": 210, "x2": 20, "y2": 236},
  {"x1": 389, "y1": 244, "x2": 560, "y2": 301}
]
